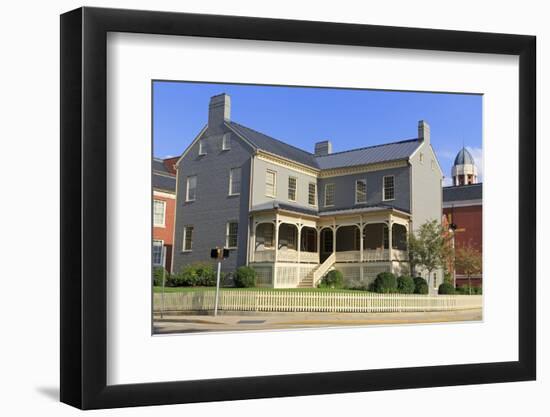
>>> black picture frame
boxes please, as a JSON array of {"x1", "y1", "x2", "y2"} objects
[{"x1": 60, "y1": 6, "x2": 536, "y2": 410}]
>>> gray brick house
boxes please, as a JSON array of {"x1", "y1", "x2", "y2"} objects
[{"x1": 172, "y1": 93, "x2": 443, "y2": 290}]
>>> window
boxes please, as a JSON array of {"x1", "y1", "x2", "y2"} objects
[
  {"x1": 226, "y1": 221, "x2": 238, "y2": 249},
  {"x1": 308, "y1": 182, "x2": 317, "y2": 206},
  {"x1": 383, "y1": 175, "x2": 395, "y2": 201},
  {"x1": 153, "y1": 200, "x2": 166, "y2": 227},
  {"x1": 265, "y1": 170, "x2": 276, "y2": 197},
  {"x1": 182, "y1": 226, "x2": 193, "y2": 251},
  {"x1": 419, "y1": 152, "x2": 424, "y2": 164},
  {"x1": 229, "y1": 167, "x2": 241, "y2": 195},
  {"x1": 325, "y1": 183, "x2": 335, "y2": 206},
  {"x1": 222, "y1": 133, "x2": 231, "y2": 150},
  {"x1": 198, "y1": 139, "x2": 206, "y2": 155},
  {"x1": 431, "y1": 159, "x2": 435, "y2": 170},
  {"x1": 288, "y1": 176, "x2": 297, "y2": 201},
  {"x1": 186, "y1": 176, "x2": 197, "y2": 201},
  {"x1": 152, "y1": 240, "x2": 163, "y2": 265},
  {"x1": 355, "y1": 179, "x2": 367, "y2": 204}
]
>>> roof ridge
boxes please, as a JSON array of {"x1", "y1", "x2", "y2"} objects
[
  {"x1": 228, "y1": 121, "x2": 315, "y2": 157},
  {"x1": 315, "y1": 138, "x2": 419, "y2": 158}
]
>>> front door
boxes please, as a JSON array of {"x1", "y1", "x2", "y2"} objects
[{"x1": 320, "y1": 228, "x2": 333, "y2": 263}]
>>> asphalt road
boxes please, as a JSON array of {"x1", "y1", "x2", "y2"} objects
[{"x1": 153, "y1": 308, "x2": 482, "y2": 334}]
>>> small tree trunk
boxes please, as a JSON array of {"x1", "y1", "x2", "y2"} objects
[{"x1": 468, "y1": 273, "x2": 472, "y2": 295}]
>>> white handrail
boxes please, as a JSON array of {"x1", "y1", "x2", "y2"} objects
[{"x1": 312, "y1": 252, "x2": 336, "y2": 287}]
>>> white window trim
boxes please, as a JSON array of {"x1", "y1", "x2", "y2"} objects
[
  {"x1": 382, "y1": 175, "x2": 395, "y2": 201},
  {"x1": 324, "y1": 183, "x2": 335, "y2": 207},
  {"x1": 355, "y1": 179, "x2": 367, "y2": 205},
  {"x1": 152, "y1": 239, "x2": 164, "y2": 266},
  {"x1": 186, "y1": 176, "x2": 197, "y2": 202},
  {"x1": 182, "y1": 226, "x2": 193, "y2": 252},
  {"x1": 222, "y1": 133, "x2": 230, "y2": 151},
  {"x1": 226, "y1": 221, "x2": 239, "y2": 249},
  {"x1": 288, "y1": 176, "x2": 297, "y2": 202},
  {"x1": 419, "y1": 152, "x2": 424, "y2": 164},
  {"x1": 153, "y1": 199, "x2": 166, "y2": 227},
  {"x1": 229, "y1": 167, "x2": 241, "y2": 196},
  {"x1": 308, "y1": 182, "x2": 317, "y2": 206},
  {"x1": 265, "y1": 169, "x2": 277, "y2": 198},
  {"x1": 198, "y1": 139, "x2": 207, "y2": 156}
]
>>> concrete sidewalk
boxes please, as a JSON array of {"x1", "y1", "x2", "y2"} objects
[{"x1": 153, "y1": 308, "x2": 482, "y2": 334}]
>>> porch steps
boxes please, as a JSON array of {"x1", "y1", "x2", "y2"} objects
[{"x1": 298, "y1": 253, "x2": 336, "y2": 288}]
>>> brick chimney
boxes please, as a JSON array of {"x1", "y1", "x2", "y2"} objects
[
  {"x1": 208, "y1": 93, "x2": 231, "y2": 133},
  {"x1": 314, "y1": 140, "x2": 332, "y2": 157},
  {"x1": 418, "y1": 120, "x2": 430, "y2": 144}
]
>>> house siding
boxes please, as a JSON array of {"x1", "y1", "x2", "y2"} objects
[
  {"x1": 172, "y1": 128, "x2": 253, "y2": 274},
  {"x1": 251, "y1": 157, "x2": 318, "y2": 211},
  {"x1": 317, "y1": 166, "x2": 411, "y2": 213}
]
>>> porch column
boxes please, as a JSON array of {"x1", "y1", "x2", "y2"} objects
[
  {"x1": 297, "y1": 222, "x2": 302, "y2": 264},
  {"x1": 388, "y1": 216, "x2": 393, "y2": 273},
  {"x1": 250, "y1": 220, "x2": 255, "y2": 263},
  {"x1": 274, "y1": 214, "x2": 279, "y2": 263},
  {"x1": 359, "y1": 215, "x2": 364, "y2": 282},
  {"x1": 317, "y1": 227, "x2": 321, "y2": 261},
  {"x1": 359, "y1": 215, "x2": 364, "y2": 262},
  {"x1": 332, "y1": 218, "x2": 336, "y2": 256}
]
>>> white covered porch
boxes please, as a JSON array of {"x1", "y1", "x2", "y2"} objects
[{"x1": 248, "y1": 206, "x2": 411, "y2": 288}]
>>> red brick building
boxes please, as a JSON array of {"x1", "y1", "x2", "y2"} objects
[
  {"x1": 153, "y1": 158, "x2": 177, "y2": 271},
  {"x1": 443, "y1": 148, "x2": 482, "y2": 288}
]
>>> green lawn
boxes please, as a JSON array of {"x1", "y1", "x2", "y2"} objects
[{"x1": 153, "y1": 286, "x2": 368, "y2": 294}]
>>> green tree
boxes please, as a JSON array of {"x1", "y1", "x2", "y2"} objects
[
  {"x1": 454, "y1": 245, "x2": 482, "y2": 295},
  {"x1": 408, "y1": 219, "x2": 452, "y2": 289}
]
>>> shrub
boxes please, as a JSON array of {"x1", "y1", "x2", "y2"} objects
[
  {"x1": 373, "y1": 272, "x2": 397, "y2": 293},
  {"x1": 192, "y1": 263, "x2": 216, "y2": 286},
  {"x1": 234, "y1": 266, "x2": 257, "y2": 288},
  {"x1": 438, "y1": 282, "x2": 456, "y2": 295},
  {"x1": 172, "y1": 262, "x2": 216, "y2": 287},
  {"x1": 318, "y1": 270, "x2": 344, "y2": 289},
  {"x1": 456, "y1": 285, "x2": 482, "y2": 295},
  {"x1": 396, "y1": 276, "x2": 415, "y2": 294},
  {"x1": 413, "y1": 277, "x2": 429, "y2": 294},
  {"x1": 153, "y1": 267, "x2": 169, "y2": 287}
]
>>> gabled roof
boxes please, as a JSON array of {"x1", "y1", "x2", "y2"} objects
[
  {"x1": 227, "y1": 121, "x2": 422, "y2": 170},
  {"x1": 443, "y1": 183, "x2": 482, "y2": 203},
  {"x1": 315, "y1": 139, "x2": 421, "y2": 170},
  {"x1": 153, "y1": 158, "x2": 176, "y2": 192},
  {"x1": 227, "y1": 121, "x2": 319, "y2": 168}
]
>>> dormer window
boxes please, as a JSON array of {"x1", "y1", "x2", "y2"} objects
[
  {"x1": 222, "y1": 133, "x2": 231, "y2": 150},
  {"x1": 198, "y1": 139, "x2": 206, "y2": 155}
]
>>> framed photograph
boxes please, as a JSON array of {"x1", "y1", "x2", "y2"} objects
[{"x1": 60, "y1": 6, "x2": 536, "y2": 409}]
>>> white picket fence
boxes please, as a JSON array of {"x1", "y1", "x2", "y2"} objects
[{"x1": 154, "y1": 291, "x2": 482, "y2": 313}]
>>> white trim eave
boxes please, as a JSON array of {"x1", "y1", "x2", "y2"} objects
[
  {"x1": 174, "y1": 125, "x2": 208, "y2": 168},
  {"x1": 319, "y1": 206, "x2": 411, "y2": 218}
]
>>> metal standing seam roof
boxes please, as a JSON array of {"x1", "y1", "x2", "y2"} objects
[
  {"x1": 315, "y1": 139, "x2": 421, "y2": 169},
  {"x1": 227, "y1": 121, "x2": 319, "y2": 168},
  {"x1": 442, "y1": 183, "x2": 482, "y2": 202},
  {"x1": 227, "y1": 121, "x2": 421, "y2": 170}
]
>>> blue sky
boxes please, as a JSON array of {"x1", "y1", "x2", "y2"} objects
[{"x1": 153, "y1": 81, "x2": 482, "y2": 185}]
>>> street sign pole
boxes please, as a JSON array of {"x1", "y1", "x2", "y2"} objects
[
  {"x1": 161, "y1": 246, "x2": 166, "y2": 319},
  {"x1": 214, "y1": 260, "x2": 222, "y2": 316}
]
